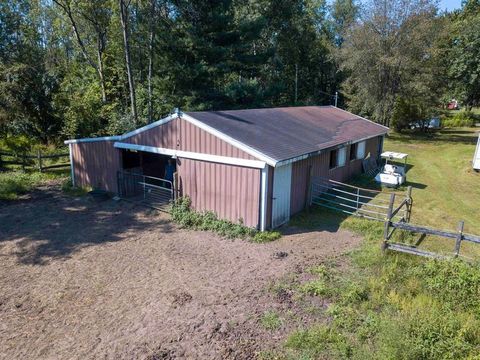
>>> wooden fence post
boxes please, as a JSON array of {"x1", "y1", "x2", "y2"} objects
[
  {"x1": 454, "y1": 220, "x2": 464, "y2": 258},
  {"x1": 406, "y1": 186, "x2": 413, "y2": 223},
  {"x1": 21, "y1": 152, "x2": 26, "y2": 172},
  {"x1": 37, "y1": 149, "x2": 43, "y2": 172},
  {"x1": 382, "y1": 193, "x2": 396, "y2": 252},
  {"x1": 305, "y1": 165, "x2": 313, "y2": 213}
]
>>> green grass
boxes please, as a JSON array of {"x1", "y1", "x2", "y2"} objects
[
  {"x1": 260, "y1": 310, "x2": 283, "y2": 331},
  {"x1": 0, "y1": 169, "x2": 68, "y2": 200},
  {"x1": 384, "y1": 127, "x2": 480, "y2": 257},
  {"x1": 279, "y1": 127, "x2": 480, "y2": 359},
  {"x1": 282, "y1": 212, "x2": 480, "y2": 359}
]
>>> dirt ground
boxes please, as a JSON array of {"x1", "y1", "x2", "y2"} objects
[{"x1": 0, "y1": 185, "x2": 361, "y2": 359}]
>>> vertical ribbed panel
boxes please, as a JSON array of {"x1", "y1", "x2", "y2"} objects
[
  {"x1": 124, "y1": 117, "x2": 256, "y2": 160},
  {"x1": 71, "y1": 141, "x2": 121, "y2": 193},
  {"x1": 178, "y1": 159, "x2": 261, "y2": 228}
]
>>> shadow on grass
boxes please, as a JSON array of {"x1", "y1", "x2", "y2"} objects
[
  {"x1": 388, "y1": 128, "x2": 479, "y2": 145},
  {"x1": 0, "y1": 188, "x2": 172, "y2": 265},
  {"x1": 286, "y1": 205, "x2": 350, "y2": 234}
]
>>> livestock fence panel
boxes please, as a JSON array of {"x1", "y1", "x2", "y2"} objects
[
  {"x1": 117, "y1": 171, "x2": 174, "y2": 210},
  {"x1": 309, "y1": 176, "x2": 412, "y2": 223}
]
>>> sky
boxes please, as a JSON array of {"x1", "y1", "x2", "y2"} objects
[{"x1": 438, "y1": 0, "x2": 463, "y2": 11}]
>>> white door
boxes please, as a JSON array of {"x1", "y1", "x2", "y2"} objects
[
  {"x1": 474, "y1": 135, "x2": 480, "y2": 170},
  {"x1": 272, "y1": 164, "x2": 292, "y2": 228}
]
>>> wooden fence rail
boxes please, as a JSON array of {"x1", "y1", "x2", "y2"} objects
[
  {"x1": 0, "y1": 150, "x2": 70, "y2": 172},
  {"x1": 383, "y1": 192, "x2": 480, "y2": 259}
]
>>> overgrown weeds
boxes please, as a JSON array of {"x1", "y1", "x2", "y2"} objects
[
  {"x1": 170, "y1": 196, "x2": 281, "y2": 242},
  {"x1": 0, "y1": 170, "x2": 66, "y2": 200}
]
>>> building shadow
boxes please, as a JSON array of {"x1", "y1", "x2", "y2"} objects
[
  {"x1": 0, "y1": 190, "x2": 173, "y2": 265},
  {"x1": 285, "y1": 206, "x2": 350, "y2": 235}
]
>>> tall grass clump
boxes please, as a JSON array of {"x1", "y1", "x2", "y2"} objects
[
  {"x1": 170, "y1": 196, "x2": 281, "y2": 242},
  {"x1": 0, "y1": 171, "x2": 62, "y2": 200}
]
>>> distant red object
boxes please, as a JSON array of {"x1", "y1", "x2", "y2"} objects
[{"x1": 447, "y1": 100, "x2": 459, "y2": 110}]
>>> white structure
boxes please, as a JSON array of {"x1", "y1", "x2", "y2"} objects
[
  {"x1": 474, "y1": 133, "x2": 480, "y2": 171},
  {"x1": 375, "y1": 151, "x2": 408, "y2": 186}
]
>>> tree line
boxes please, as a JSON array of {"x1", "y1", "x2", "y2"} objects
[{"x1": 0, "y1": 0, "x2": 479, "y2": 144}]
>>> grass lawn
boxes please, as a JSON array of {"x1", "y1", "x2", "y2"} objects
[
  {"x1": 383, "y1": 127, "x2": 480, "y2": 257},
  {"x1": 270, "y1": 127, "x2": 480, "y2": 360}
]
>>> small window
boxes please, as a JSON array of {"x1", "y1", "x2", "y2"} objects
[
  {"x1": 350, "y1": 143, "x2": 358, "y2": 161},
  {"x1": 350, "y1": 141, "x2": 366, "y2": 161},
  {"x1": 338, "y1": 147, "x2": 347, "y2": 167},
  {"x1": 329, "y1": 149, "x2": 338, "y2": 169},
  {"x1": 330, "y1": 147, "x2": 347, "y2": 169},
  {"x1": 356, "y1": 141, "x2": 366, "y2": 159}
]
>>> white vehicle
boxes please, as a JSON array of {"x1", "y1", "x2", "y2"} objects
[
  {"x1": 474, "y1": 133, "x2": 480, "y2": 171},
  {"x1": 375, "y1": 151, "x2": 408, "y2": 186}
]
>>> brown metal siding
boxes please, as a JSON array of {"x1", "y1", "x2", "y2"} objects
[
  {"x1": 177, "y1": 158, "x2": 261, "y2": 228},
  {"x1": 71, "y1": 140, "x2": 122, "y2": 193},
  {"x1": 290, "y1": 136, "x2": 380, "y2": 215},
  {"x1": 124, "y1": 117, "x2": 256, "y2": 160}
]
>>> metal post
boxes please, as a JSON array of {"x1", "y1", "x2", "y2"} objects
[
  {"x1": 334, "y1": 91, "x2": 338, "y2": 107},
  {"x1": 454, "y1": 220, "x2": 464, "y2": 257},
  {"x1": 143, "y1": 175, "x2": 146, "y2": 200},
  {"x1": 356, "y1": 188, "x2": 360, "y2": 212}
]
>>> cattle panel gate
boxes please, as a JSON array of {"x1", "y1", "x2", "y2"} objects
[{"x1": 117, "y1": 171, "x2": 174, "y2": 210}]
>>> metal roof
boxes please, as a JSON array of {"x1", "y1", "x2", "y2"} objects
[{"x1": 185, "y1": 106, "x2": 389, "y2": 163}]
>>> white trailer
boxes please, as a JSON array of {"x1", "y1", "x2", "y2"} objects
[{"x1": 474, "y1": 133, "x2": 480, "y2": 171}]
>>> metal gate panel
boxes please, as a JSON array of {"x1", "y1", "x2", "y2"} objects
[
  {"x1": 272, "y1": 164, "x2": 292, "y2": 228},
  {"x1": 117, "y1": 171, "x2": 174, "y2": 209}
]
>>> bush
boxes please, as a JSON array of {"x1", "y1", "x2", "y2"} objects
[
  {"x1": 170, "y1": 196, "x2": 281, "y2": 241},
  {"x1": 442, "y1": 111, "x2": 476, "y2": 127}
]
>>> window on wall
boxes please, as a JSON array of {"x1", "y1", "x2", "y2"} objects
[
  {"x1": 350, "y1": 143, "x2": 358, "y2": 161},
  {"x1": 338, "y1": 147, "x2": 347, "y2": 167},
  {"x1": 357, "y1": 141, "x2": 366, "y2": 159},
  {"x1": 350, "y1": 141, "x2": 366, "y2": 161},
  {"x1": 330, "y1": 147, "x2": 347, "y2": 169},
  {"x1": 329, "y1": 149, "x2": 338, "y2": 169}
]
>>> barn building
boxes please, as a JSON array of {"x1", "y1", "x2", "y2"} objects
[{"x1": 66, "y1": 106, "x2": 389, "y2": 230}]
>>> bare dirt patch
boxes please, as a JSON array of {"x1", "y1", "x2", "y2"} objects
[{"x1": 0, "y1": 187, "x2": 361, "y2": 359}]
